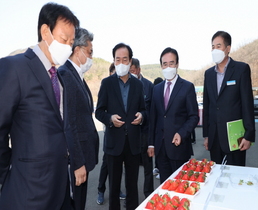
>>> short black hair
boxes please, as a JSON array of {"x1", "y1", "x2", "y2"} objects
[
  {"x1": 212, "y1": 31, "x2": 231, "y2": 46},
  {"x1": 37, "y1": 2, "x2": 79, "y2": 42},
  {"x1": 131, "y1": 58, "x2": 140, "y2": 68},
  {"x1": 112, "y1": 43, "x2": 133, "y2": 60},
  {"x1": 154, "y1": 77, "x2": 163, "y2": 85},
  {"x1": 109, "y1": 63, "x2": 115, "y2": 73},
  {"x1": 159, "y1": 47, "x2": 179, "y2": 65}
]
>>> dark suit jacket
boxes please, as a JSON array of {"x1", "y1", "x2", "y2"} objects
[
  {"x1": 0, "y1": 48, "x2": 75, "y2": 210},
  {"x1": 149, "y1": 76, "x2": 199, "y2": 160},
  {"x1": 95, "y1": 73, "x2": 146, "y2": 156},
  {"x1": 203, "y1": 58, "x2": 255, "y2": 153},
  {"x1": 58, "y1": 60, "x2": 99, "y2": 172},
  {"x1": 140, "y1": 76, "x2": 153, "y2": 133}
]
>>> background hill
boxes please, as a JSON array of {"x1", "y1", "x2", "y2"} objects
[{"x1": 7, "y1": 39, "x2": 258, "y2": 101}]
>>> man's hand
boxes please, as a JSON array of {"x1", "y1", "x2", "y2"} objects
[
  {"x1": 74, "y1": 165, "x2": 87, "y2": 186},
  {"x1": 239, "y1": 138, "x2": 251, "y2": 151},
  {"x1": 131, "y1": 112, "x2": 142, "y2": 125},
  {"x1": 111, "y1": 114, "x2": 125, "y2": 127},
  {"x1": 172, "y1": 133, "x2": 181, "y2": 146},
  {"x1": 147, "y1": 147, "x2": 154, "y2": 157},
  {"x1": 204, "y1": 137, "x2": 208, "y2": 150}
]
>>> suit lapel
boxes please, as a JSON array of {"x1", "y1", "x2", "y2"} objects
[
  {"x1": 210, "y1": 67, "x2": 218, "y2": 100},
  {"x1": 218, "y1": 59, "x2": 235, "y2": 97},
  {"x1": 83, "y1": 79, "x2": 94, "y2": 112},
  {"x1": 25, "y1": 49, "x2": 62, "y2": 122},
  {"x1": 159, "y1": 81, "x2": 166, "y2": 111},
  {"x1": 165, "y1": 76, "x2": 182, "y2": 112}
]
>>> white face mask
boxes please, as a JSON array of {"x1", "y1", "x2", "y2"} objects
[
  {"x1": 131, "y1": 73, "x2": 138, "y2": 78},
  {"x1": 78, "y1": 49, "x2": 93, "y2": 73},
  {"x1": 45, "y1": 29, "x2": 72, "y2": 65},
  {"x1": 115, "y1": 63, "x2": 130, "y2": 76},
  {"x1": 211, "y1": 49, "x2": 225, "y2": 64},
  {"x1": 162, "y1": 67, "x2": 177, "y2": 80}
]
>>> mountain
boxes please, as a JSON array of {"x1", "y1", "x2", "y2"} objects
[{"x1": 7, "y1": 39, "x2": 258, "y2": 100}]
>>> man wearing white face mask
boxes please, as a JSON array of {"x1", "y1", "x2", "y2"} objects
[
  {"x1": 58, "y1": 28, "x2": 99, "y2": 210},
  {"x1": 203, "y1": 31, "x2": 255, "y2": 166},
  {"x1": 148, "y1": 47, "x2": 199, "y2": 184},
  {"x1": 96, "y1": 43, "x2": 146, "y2": 210},
  {"x1": 0, "y1": 3, "x2": 79, "y2": 210}
]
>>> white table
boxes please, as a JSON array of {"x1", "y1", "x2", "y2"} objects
[{"x1": 136, "y1": 164, "x2": 258, "y2": 210}]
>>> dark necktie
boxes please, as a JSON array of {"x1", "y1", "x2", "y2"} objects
[
  {"x1": 49, "y1": 66, "x2": 60, "y2": 107},
  {"x1": 164, "y1": 82, "x2": 171, "y2": 109}
]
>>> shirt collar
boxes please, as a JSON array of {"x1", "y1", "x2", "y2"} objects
[
  {"x1": 214, "y1": 57, "x2": 231, "y2": 74},
  {"x1": 165, "y1": 74, "x2": 178, "y2": 85},
  {"x1": 68, "y1": 59, "x2": 84, "y2": 81},
  {"x1": 32, "y1": 44, "x2": 52, "y2": 71}
]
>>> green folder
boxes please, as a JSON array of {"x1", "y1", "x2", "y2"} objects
[{"x1": 227, "y1": 119, "x2": 245, "y2": 151}]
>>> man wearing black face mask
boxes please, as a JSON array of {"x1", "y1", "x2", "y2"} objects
[
  {"x1": 58, "y1": 28, "x2": 99, "y2": 210},
  {"x1": 203, "y1": 31, "x2": 255, "y2": 166}
]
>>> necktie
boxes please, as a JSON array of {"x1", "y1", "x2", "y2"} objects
[
  {"x1": 164, "y1": 82, "x2": 171, "y2": 109},
  {"x1": 49, "y1": 66, "x2": 60, "y2": 107}
]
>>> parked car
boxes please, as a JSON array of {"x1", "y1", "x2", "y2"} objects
[{"x1": 254, "y1": 99, "x2": 258, "y2": 116}]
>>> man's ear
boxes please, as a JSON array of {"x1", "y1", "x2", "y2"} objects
[{"x1": 41, "y1": 24, "x2": 49, "y2": 41}]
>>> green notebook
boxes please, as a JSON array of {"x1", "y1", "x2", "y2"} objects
[{"x1": 227, "y1": 119, "x2": 245, "y2": 151}]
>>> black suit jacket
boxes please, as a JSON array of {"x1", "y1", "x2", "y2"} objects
[
  {"x1": 0, "y1": 48, "x2": 75, "y2": 210},
  {"x1": 58, "y1": 60, "x2": 99, "y2": 172},
  {"x1": 149, "y1": 76, "x2": 199, "y2": 160},
  {"x1": 203, "y1": 58, "x2": 255, "y2": 153},
  {"x1": 95, "y1": 73, "x2": 146, "y2": 156}
]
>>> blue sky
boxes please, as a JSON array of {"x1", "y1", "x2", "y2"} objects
[{"x1": 1, "y1": 0, "x2": 257, "y2": 70}]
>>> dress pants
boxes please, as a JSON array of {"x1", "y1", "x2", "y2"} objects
[
  {"x1": 97, "y1": 154, "x2": 108, "y2": 193},
  {"x1": 140, "y1": 132, "x2": 154, "y2": 198},
  {"x1": 156, "y1": 141, "x2": 187, "y2": 184},
  {"x1": 210, "y1": 130, "x2": 246, "y2": 166},
  {"x1": 107, "y1": 135, "x2": 140, "y2": 210},
  {"x1": 60, "y1": 174, "x2": 74, "y2": 210},
  {"x1": 72, "y1": 172, "x2": 89, "y2": 210}
]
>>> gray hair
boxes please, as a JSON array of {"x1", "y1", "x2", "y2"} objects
[{"x1": 72, "y1": 28, "x2": 94, "y2": 51}]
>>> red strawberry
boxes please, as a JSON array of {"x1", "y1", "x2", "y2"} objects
[
  {"x1": 171, "y1": 196, "x2": 180, "y2": 207},
  {"x1": 155, "y1": 201, "x2": 165, "y2": 210},
  {"x1": 184, "y1": 186, "x2": 196, "y2": 195},
  {"x1": 189, "y1": 158, "x2": 197, "y2": 165},
  {"x1": 162, "y1": 193, "x2": 171, "y2": 203},
  {"x1": 164, "y1": 203, "x2": 176, "y2": 210},
  {"x1": 174, "y1": 170, "x2": 185, "y2": 179},
  {"x1": 168, "y1": 180, "x2": 179, "y2": 191},
  {"x1": 179, "y1": 198, "x2": 190, "y2": 207},
  {"x1": 202, "y1": 164, "x2": 211, "y2": 173},
  {"x1": 189, "y1": 172, "x2": 199, "y2": 181},
  {"x1": 208, "y1": 160, "x2": 215, "y2": 166},
  {"x1": 145, "y1": 200, "x2": 154, "y2": 209},
  {"x1": 202, "y1": 158, "x2": 208, "y2": 164},
  {"x1": 190, "y1": 182, "x2": 200, "y2": 191},
  {"x1": 162, "y1": 180, "x2": 172, "y2": 190},
  {"x1": 196, "y1": 174, "x2": 206, "y2": 182},
  {"x1": 177, "y1": 205, "x2": 190, "y2": 210},
  {"x1": 181, "y1": 173, "x2": 190, "y2": 180},
  {"x1": 182, "y1": 164, "x2": 189, "y2": 171}
]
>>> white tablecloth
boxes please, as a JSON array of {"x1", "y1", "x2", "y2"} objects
[{"x1": 136, "y1": 164, "x2": 258, "y2": 210}]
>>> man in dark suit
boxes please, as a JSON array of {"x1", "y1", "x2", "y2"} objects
[
  {"x1": 58, "y1": 28, "x2": 99, "y2": 210},
  {"x1": 203, "y1": 31, "x2": 255, "y2": 166},
  {"x1": 148, "y1": 47, "x2": 199, "y2": 184},
  {"x1": 129, "y1": 58, "x2": 154, "y2": 198},
  {"x1": 0, "y1": 3, "x2": 79, "y2": 210},
  {"x1": 95, "y1": 43, "x2": 146, "y2": 210}
]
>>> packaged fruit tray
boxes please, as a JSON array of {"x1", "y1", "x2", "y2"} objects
[{"x1": 143, "y1": 192, "x2": 191, "y2": 210}]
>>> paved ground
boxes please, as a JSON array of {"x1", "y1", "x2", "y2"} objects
[{"x1": 85, "y1": 117, "x2": 258, "y2": 210}]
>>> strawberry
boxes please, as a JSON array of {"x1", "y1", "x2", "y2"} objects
[
  {"x1": 168, "y1": 180, "x2": 179, "y2": 191},
  {"x1": 161, "y1": 193, "x2": 171, "y2": 202},
  {"x1": 181, "y1": 173, "x2": 190, "y2": 180},
  {"x1": 174, "y1": 170, "x2": 185, "y2": 179},
  {"x1": 171, "y1": 196, "x2": 180, "y2": 207},
  {"x1": 196, "y1": 173, "x2": 206, "y2": 182},
  {"x1": 208, "y1": 160, "x2": 215, "y2": 166},
  {"x1": 184, "y1": 186, "x2": 196, "y2": 195},
  {"x1": 182, "y1": 164, "x2": 189, "y2": 171},
  {"x1": 145, "y1": 200, "x2": 154, "y2": 209},
  {"x1": 177, "y1": 205, "x2": 190, "y2": 210},
  {"x1": 162, "y1": 180, "x2": 172, "y2": 190},
  {"x1": 202, "y1": 158, "x2": 208, "y2": 164},
  {"x1": 189, "y1": 172, "x2": 199, "y2": 181},
  {"x1": 164, "y1": 203, "x2": 176, "y2": 210},
  {"x1": 190, "y1": 182, "x2": 200, "y2": 191},
  {"x1": 189, "y1": 158, "x2": 197, "y2": 165},
  {"x1": 202, "y1": 164, "x2": 211, "y2": 173},
  {"x1": 179, "y1": 198, "x2": 190, "y2": 207},
  {"x1": 155, "y1": 201, "x2": 165, "y2": 210},
  {"x1": 189, "y1": 164, "x2": 197, "y2": 171}
]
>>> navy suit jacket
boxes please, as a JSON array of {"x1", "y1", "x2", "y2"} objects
[
  {"x1": 58, "y1": 60, "x2": 99, "y2": 172},
  {"x1": 203, "y1": 58, "x2": 255, "y2": 153},
  {"x1": 149, "y1": 76, "x2": 199, "y2": 160},
  {"x1": 0, "y1": 48, "x2": 75, "y2": 210},
  {"x1": 95, "y1": 73, "x2": 146, "y2": 156}
]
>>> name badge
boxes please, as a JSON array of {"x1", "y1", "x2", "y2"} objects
[{"x1": 227, "y1": 80, "x2": 236, "y2": 86}]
